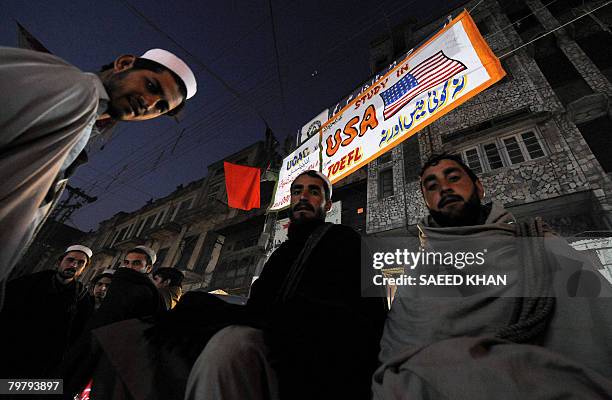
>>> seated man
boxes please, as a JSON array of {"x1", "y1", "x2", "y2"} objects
[
  {"x1": 373, "y1": 154, "x2": 612, "y2": 399},
  {"x1": 63, "y1": 171, "x2": 387, "y2": 400},
  {"x1": 152, "y1": 267, "x2": 184, "y2": 310},
  {"x1": 0, "y1": 245, "x2": 94, "y2": 378}
]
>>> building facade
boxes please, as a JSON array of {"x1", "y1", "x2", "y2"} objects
[
  {"x1": 81, "y1": 133, "x2": 279, "y2": 296},
  {"x1": 367, "y1": 0, "x2": 612, "y2": 237}
]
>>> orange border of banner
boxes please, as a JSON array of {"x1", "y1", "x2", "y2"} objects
[{"x1": 323, "y1": 10, "x2": 506, "y2": 183}]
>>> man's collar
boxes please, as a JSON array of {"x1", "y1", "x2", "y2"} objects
[
  {"x1": 89, "y1": 73, "x2": 109, "y2": 117},
  {"x1": 287, "y1": 218, "x2": 325, "y2": 243}
]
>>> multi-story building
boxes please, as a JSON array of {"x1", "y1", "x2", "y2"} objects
[
  {"x1": 367, "y1": 0, "x2": 612, "y2": 237},
  {"x1": 82, "y1": 132, "x2": 279, "y2": 296}
]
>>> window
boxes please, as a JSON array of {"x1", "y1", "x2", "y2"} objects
[
  {"x1": 378, "y1": 152, "x2": 392, "y2": 164},
  {"x1": 520, "y1": 131, "x2": 545, "y2": 159},
  {"x1": 137, "y1": 214, "x2": 156, "y2": 235},
  {"x1": 483, "y1": 142, "x2": 504, "y2": 170},
  {"x1": 208, "y1": 184, "x2": 221, "y2": 202},
  {"x1": 457, "y1": 129, "x2": 546, "y2": 173},
  {"x1": 157, "y1": 208, "x2": 169, "y2": 226},
  {"x1": 176, "y1": 235, "x2": 198, "y2": 269},
  {"x1": 463, "y1": 147, "x2": 483, "y2": 175},
  {"x1": 108, "y1": 230, "x2": 121, "y2": 247},
  {"x1": 172, "y1": 197, "x2": 195, "y2": 220},
  {"x1": 502, "y1": 136, "x2": 525, "y2": 165},
  {"x1": 135, "y1": 219, "x2": 147, "y2": 236},
  {"x1": 117, "y1": 226, "x2": 129, "y2": 242},
  {"x1": 126, "y1": 223, "x2": 137, "y2": 239},
  {"x1": 378, "y1": 168, "x2": 394, "y2": 199}
]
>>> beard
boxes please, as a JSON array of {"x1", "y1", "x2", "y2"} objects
[
  {"x1": 103, "y1": 70, "x2": 136, "y2": 120},
  {"x1": 429, "y1": 189, "x2": 482, "y2": 227},
  {"x1": 57, "y1": 268, "x2": 77, "y2": 280},
  {"x1": 288, "y1": 202, "x2": 327, "y2": 224}
]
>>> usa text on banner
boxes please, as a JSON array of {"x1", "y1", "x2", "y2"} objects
[
  {"x1": 321, "y1": 10, "x2": 505, "y2": 183},
  {"x1": 269, "y1": 134, "x2": 320, "y2": 211}
]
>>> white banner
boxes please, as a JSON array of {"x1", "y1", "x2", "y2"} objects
[
  {"x1": 269, "y1": 134, "x2": 320, "y2": 210},
  {"x1": 320, "y1": 11, "x2": 505, "y2": 183}
]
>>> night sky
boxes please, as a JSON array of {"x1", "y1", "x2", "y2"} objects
[{"x1": 1, "y1": 0, "x2": 466, "y2": 231}]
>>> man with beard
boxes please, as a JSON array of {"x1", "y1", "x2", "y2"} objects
[
  {"x1": 372, "y1": 154, "x2": 612, "y2": 399},
  {"x1": 0, "y1": 245, "x2": 94, "y2": 378},
  {"x1": 180, "y1": 170, "x2": 387, "y2": 400},
  {"x1": 62, "y1": 170, "x2": 387, "y2": 400},
  {"x1": 0, "y1": 47, "x2": 197, "y2": 289}
]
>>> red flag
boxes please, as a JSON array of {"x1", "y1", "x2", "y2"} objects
[{"x1": 224, "y1": 162, "x2": 260, "y2": 210}]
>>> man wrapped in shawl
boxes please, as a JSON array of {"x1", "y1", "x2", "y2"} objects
[{"x1": 373, "y1": 154, "x2": 612, "y2": 400}]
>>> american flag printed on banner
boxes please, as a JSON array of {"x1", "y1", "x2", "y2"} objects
[{"x1": 380, "y1": 51, "x2": 467, "y2": 119}]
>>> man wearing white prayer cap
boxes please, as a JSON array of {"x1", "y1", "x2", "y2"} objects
[
  {"x1": 0, "y1": 45, "x2": 198, "y2": 289},
  {"x1": 86, "y1": 246, "x2": 164, "y2": 329},
  {"x1": 0, "y1": 244, "x2": 95, "y2": 377}
]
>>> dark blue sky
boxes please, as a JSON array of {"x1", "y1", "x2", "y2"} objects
[{"x1": 1, "y1": 0, "x2": 465, "y2": 231}]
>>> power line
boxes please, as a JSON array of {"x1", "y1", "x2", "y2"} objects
[
  {"x1": 84, "y1": 67, "x2": 278, "y2": 188},
  {"x1": 117, "y1": 0, "x2": 270, "y2": 125},
  {"x1": 267, "y1": 0, "x2": 285, "y2": 112},
  {"x1": 499, "y1": 0, "x2": 612, "y2": 59},
  {"x1": 80, "y1": 93, "x2": 282, "y2": 207}
]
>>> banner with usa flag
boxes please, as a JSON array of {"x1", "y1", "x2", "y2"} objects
[{"x1": 320, "y1": 10, "x2": 505, "y2": 183}]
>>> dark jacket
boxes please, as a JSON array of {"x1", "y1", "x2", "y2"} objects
[
  {"x1": 0, "y1": 269, "x2": 93, "y2": 377},
  {"x1": 86, "y1": 267, "x2": 165, "y2": 330},
  {"x1": 63, "y1": 221, "x2": 387, "y2": 400}
]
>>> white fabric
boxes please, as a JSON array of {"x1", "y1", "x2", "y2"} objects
[
  {"x1": 140, "y1": 49, "x2": 197, "y2": 99},
  {"x1": 65, "y1": 244, "x2": 93, "y2": 259}
]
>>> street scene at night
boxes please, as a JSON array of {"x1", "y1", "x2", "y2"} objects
[{"x1": 1, "y1": 0, "x2": 611, "y2": 398}]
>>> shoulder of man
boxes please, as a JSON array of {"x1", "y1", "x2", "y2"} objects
[
  {"x1": 0, "y1": 47, "x2": 75, "y2": 68},
  {"x1": 8, "y1": 269, "x2": 55, "y2": 288},
  {"x1": 113, "y1": 267, "x2": 151, "y2": 282},
  {"x1": 320, "y1": 223, "x2": 361, "y2": 245},
  {"x1": 0, "y1": 46, "x2": 96, "y2": 89}
]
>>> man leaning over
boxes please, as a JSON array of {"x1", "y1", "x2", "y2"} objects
[{"x1": 0, "y1": 46, "x2": 197, "y2": 287}]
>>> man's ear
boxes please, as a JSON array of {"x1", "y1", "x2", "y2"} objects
[
  {"x1": 324, "y1": 199, "x2": 332, "y2": 213},
  {"x1": 113, "y1": 55, "x2": 137, "y2": 72},
  {"x1": 475, "y1": 180, "x2": 485, "y2": 200},
  {"x1": 145, "y1": 265, "x2": 153, "y2": 274}
]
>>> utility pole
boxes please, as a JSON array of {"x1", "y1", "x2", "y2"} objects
[{"x1": 12, "y1": 186, "x2": 97, "y2": 278}]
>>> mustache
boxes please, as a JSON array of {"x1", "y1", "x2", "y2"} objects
[
  {"x1": 293, "y1": 203, "x2": 314, "y2": 212},
  {"x1": 438, "y1": 194, "x2": 464, "y2": 208}
]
